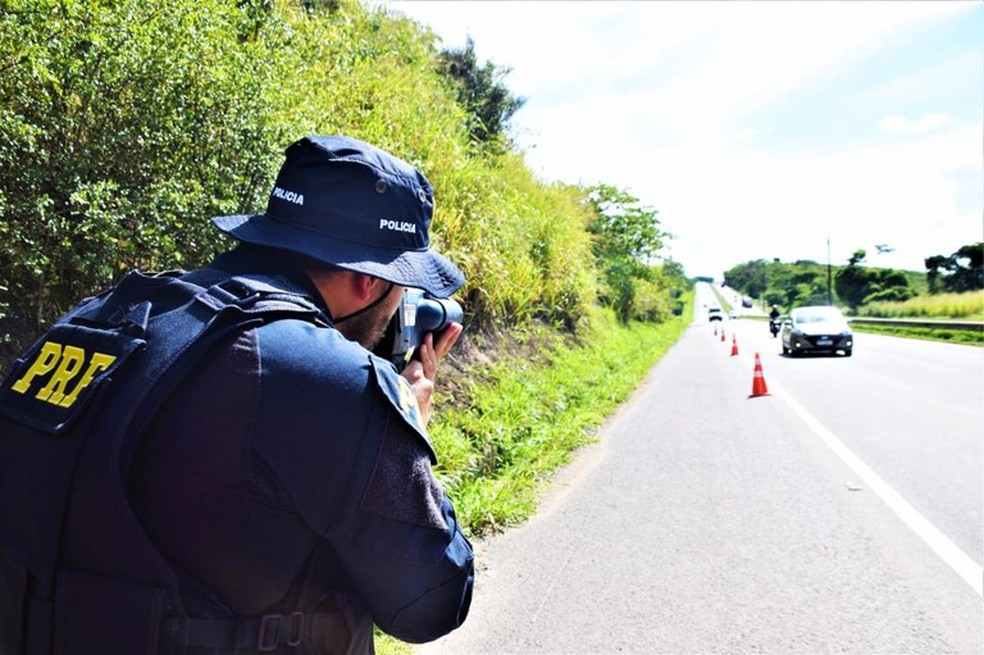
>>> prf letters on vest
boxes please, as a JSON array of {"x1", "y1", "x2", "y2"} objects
[{"x1": 11, "y1": 341, "x2": 116, "y2": 408}]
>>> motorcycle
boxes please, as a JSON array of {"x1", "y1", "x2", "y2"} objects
[{"x1": 769, "y1": 317, "x2": 781, "y2": 338}]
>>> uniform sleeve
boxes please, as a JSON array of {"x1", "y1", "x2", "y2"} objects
[
  {"x1": 331, "y1": 410, "x2": 474, "y2": 643},
  {"x1": 250, "y1": 322, "x2": 473, "y2": 642}
]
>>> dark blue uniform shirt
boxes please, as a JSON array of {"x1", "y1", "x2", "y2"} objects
[{"x1": 129, "y1": 246, "x2": 473, "y2": 653}]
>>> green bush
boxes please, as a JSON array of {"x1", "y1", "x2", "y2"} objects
[
  {"x1": 0, "y1": 0, "x2": 281, "y2": 334},
  {"x1": 1, "y1": 0, "x2": 652, "y2": 364}
]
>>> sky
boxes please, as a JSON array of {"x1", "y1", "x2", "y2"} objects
[{"x1": 375, "y1": 0, "x2": 982, "y2": 280}]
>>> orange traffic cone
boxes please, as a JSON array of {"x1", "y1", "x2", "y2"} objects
[
  {"x1": 720, "y1": 328, "x2": 726, "y2": 343},
  {"x1": 713, "y1": 324, "x2": 718, "y2": 336},
  {"x1": 730, "y1": 334, "x2": 739, "y2": 357},
  {"x1": 749, "y1": 352, "x2": 769, "y2": 397}
]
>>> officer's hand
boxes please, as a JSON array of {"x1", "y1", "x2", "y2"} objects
[{"x1": 402, "y1": 322, "x2": 463, "y2": 427}]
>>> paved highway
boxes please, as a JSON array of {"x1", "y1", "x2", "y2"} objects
[{"x1": 417, "y1": 285, "x2": 983, "y2": 654}]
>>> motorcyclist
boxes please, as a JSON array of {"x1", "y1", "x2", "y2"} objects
[{"x1": 769, "y1": 305, "x2": 781, "y2": 337}]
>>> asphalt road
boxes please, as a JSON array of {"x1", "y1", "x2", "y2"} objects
[{"x1": 417, "y1": 291, "x2": 983, "y2": 654}]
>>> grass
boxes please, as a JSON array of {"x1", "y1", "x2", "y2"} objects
[
  {"x1": 847, "y1": 289, "x2": 983, "y2": 345},
  {"x1": 858, "y1": 289, "x2": 984, "y2": 320},
  {"x1": 709, "y1": 285, "x2": 733, "y2": 312},
  {"x1": 375, "y1": 294, "x2": 693, "y2": 653},
  {"x1": 850, "y1": 322, "x2": 983, "y2": 346}
]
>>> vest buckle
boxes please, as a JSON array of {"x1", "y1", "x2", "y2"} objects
[{"x1": 257, "y1": 612, "x2": 306, "y2": 651}]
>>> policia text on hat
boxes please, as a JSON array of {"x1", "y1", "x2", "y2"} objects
[{"x1": 0, "y1": 136, "x2": 474, "y2": 654}]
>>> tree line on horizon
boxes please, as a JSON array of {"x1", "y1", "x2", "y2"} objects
[
  {"x1": 0, "y1": 0, "x2": 686, "y2": 365},
  {"x1": 723, "y1": 241, "x2": 983, "y2": 313}
]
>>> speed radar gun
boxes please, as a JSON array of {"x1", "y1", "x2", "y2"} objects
[{"x1": 377, "y1": 289, "x2": 463, "y2": 371}]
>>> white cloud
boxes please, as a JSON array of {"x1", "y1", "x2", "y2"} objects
[
  {"x1": 378, "y1": 0, "x2": 982, "y2": 278},
  {"x1": 653, "y1": 120, "x2": 982, "y2": 276},
  {"x1": 877, "y1": 113, "x2": 955, "y2": 134}
]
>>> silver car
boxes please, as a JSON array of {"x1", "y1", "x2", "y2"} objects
[{"x1": 781, "y1": 306, "x2": 853, "y2": 357}]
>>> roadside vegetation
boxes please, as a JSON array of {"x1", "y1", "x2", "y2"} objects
[
  {"x1": 0, "y1": 0, "x2": 687, "y2": 364},
  {"x1": 847, "y1": 289, "x2": 984, "y2": 346},
  {"x1": 0, "y1": 5, "x2": 691, "y2": 652},
  {"x1": 848, "y1": 322, "x2": 982, "y2": 346},
  {"x1": 860, "y1": 289, "x2": 984, "y2": 321},
  {"x1": 0, "y1": 0, "x2": 689, "y2": 549}
]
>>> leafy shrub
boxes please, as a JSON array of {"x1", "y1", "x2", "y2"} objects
[
  {"x1": 0, "y1": 0, "x2": 678, "y2": 368},
  {"x1": 0, "y1": 0, "x2": 281, "y2": 333}
]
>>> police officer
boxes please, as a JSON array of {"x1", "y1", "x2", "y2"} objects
[{"x1": 0, "y1": 135, "x2": 474, "y2": 654}]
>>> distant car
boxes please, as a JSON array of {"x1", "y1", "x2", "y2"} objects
[
  {"x1": 728, "y1": 310, "x2": 739, "y2": 319},
  {"x1": 708, "y1": 307, "x2": 724, "y2": 322},
  {"x1": 781, "y1": 306, "x2": 853, "y2": 357}
]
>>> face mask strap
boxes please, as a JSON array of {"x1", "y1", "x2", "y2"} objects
[{"x1": 333, "y1": 282, "x2": 396, "y2": 324}]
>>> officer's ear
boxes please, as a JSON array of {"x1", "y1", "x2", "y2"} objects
[
  {"x1": 307, "y1": 269, "x2": 367, "y2": 312},
  {"x1": 351, "y1": 273, "x2": 388, "y2": 302}
]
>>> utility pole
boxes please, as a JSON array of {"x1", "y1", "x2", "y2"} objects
[{"x1": 827, "y1": 236, "x2": 833, "y2": 305}]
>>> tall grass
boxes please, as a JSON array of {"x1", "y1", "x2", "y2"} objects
[
  {"x1": 860, "y1": 290, "x2": 984, "y2": 320},
  {"x1": 0, "y1": 0, "x2": 604, "y2": 360}
]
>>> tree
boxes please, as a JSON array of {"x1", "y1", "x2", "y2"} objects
[
  {"x1": 835, "y1": 249, "x2": 912, "y2": 310},
  {"x1": 724, "y1": 259, "x2": 830, "y2": 308},
  {"x1": 0, "y1": 0, "x2": 280, "y2": 339},
  {"x1": 925, "y1": 255, "x2": 951, "y2": 294},
  {"x1": 925, "y1": 242, "x2": 984, "y2": 293},
  {"x1": 585, "y1": 184, "x2": 669, "y2": 322},
  {"x1": 723, "y1": 260, "x2": 767, "y2": 298},
  {"x1": 848, "y1": 249, "x2": 866, "y2": 266},
  {"x1": 438, "y1": 37, "x2": 525, "y2": 148},
  {"x1": 725, "y1": 256, "x2": 913, "y2": 311}
]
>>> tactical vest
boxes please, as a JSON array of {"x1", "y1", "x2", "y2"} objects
[{"x1": 0, "y1": 270, "x2": 337, "y2": 654}]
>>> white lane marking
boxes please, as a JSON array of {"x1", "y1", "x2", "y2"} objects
[{"x1": 764, "y1": 374, "x2": 984, "y2": 597}]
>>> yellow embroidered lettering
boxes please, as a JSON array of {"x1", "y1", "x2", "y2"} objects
[
  {"x1": 11, "y1": 342, "x2": 62, "y2": 394},
  {"x1": 58, "y1": 352, "x2": 116, "y2": 408},
  {"x1": 9, "y1": 342, "x2": 117, "y2": 408},
  {"x1": 35, "y1": 345, "x2": 86, "y2": 405}
]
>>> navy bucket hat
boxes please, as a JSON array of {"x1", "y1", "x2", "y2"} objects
[{"x1": 211, "y1": 136, "x2": 464, "y2": 298}]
